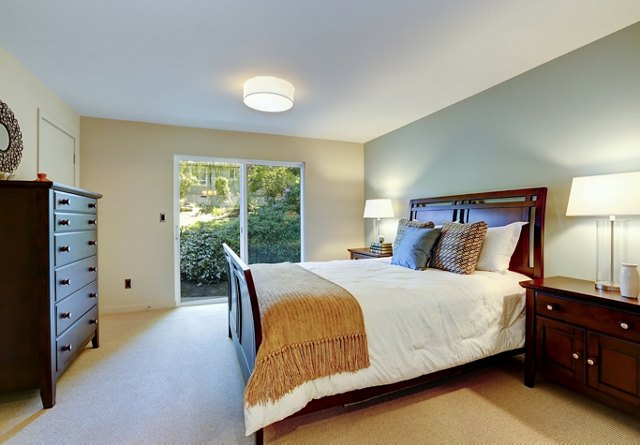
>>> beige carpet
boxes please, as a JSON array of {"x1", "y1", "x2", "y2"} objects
[{"x1": 1, "y1": 304, "x2": 639, "y2": 444}]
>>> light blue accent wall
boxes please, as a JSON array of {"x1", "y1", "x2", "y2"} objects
[{"x1": 365, "y1": 22, "x2": 640, "y2": 279}]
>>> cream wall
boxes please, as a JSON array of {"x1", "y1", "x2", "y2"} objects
[
  {"x1": 80, "y1": 118, "x2": 364, "y2": 313},
  {"x1": 365, "y1": 22, "x2": 640, "y2": 282},
  {"x1": 0, "y1": 46, "x2": 80, "y2": 181}
]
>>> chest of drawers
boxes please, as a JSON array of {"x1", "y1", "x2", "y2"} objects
[
  {"x1": 0, "y1": 181, "x2": 101, "y2": 408},
  {"x1": 521, "y1": 276, "x2": 640, "y2": 417}
]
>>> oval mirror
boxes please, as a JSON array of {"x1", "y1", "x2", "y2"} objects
[
  {"x1": 0, "y1": 124, "x2": 9, "y2": 153},
  {"x1": 0, "y1": 100, "x2": 24, "y2": 176}
]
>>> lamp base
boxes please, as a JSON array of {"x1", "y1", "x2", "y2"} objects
[{"x1": 595, "y1": 281, "x2": 620, "y2": 292}]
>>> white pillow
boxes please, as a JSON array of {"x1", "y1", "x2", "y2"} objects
[{"x1": 475, "y1": 221, "x2": 528, "y2": 272}]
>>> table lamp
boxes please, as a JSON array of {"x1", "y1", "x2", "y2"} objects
[
  {"x1": 566, "y1": 171, "x2": 640, "y2": 290},
  {"x1": 364, "y1": 199, "x2": 394, "y2": 244}
]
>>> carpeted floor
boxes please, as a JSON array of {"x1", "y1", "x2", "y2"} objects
[{"x1": 1, "y1": 304, "x2": 639, "y2": 444}]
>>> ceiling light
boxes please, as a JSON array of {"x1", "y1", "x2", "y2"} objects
[{"x1": 243, "y1": 76, "x2": 294, "y2": 112}]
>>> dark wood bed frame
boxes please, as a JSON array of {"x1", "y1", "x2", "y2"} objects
[{"x1": 223, "y1": 187, "x2": 547, "y2": 444}]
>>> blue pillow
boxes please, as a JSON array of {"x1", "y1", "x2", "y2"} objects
[{"x1": 391, "y1": 226, "x2": 442, "y2": 270}]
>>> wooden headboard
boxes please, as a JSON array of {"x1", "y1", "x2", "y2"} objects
[{"x1": 409, "y1": 187, "x2": 547, "y2": 278}]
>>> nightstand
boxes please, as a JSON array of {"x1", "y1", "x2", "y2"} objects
[
  {"x1": 348, "y1": 247, "x2": 392, "y2": 260},
  {"x1": 520, "y1": 276, "x2": 640, "y2": 418}
]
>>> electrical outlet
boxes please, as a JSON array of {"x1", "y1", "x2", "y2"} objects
[
  {"x1": 160, "y1": 213, "x2": 166, "y2": 222},
  {"x1": 125, "y1": 278, "x2": 132, "y2": 289}
]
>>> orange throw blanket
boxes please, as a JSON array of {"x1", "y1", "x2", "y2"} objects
[{"x1": 245, "y1": 263, "x2": 369, "y2": 407}]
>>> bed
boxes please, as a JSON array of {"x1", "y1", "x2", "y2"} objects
[{"x1": 223, "y1": 187, "x2": 547, "y2": 443}]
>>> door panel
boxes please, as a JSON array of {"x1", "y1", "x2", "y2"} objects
[
  {"x1": 537, "y1": 316, "x2": 585, "y2": 383},
  {"x1": 587, "y1": 333, "x2": 640, "y2": 406}
]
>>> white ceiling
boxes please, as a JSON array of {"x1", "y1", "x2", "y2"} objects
[{"x1": 1, "y1": 1, "x2": 640, "y2": 143}]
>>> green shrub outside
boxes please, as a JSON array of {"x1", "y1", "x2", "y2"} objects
[{"x1": 180, "y1": 202, "x2": 300, "y2": 286}]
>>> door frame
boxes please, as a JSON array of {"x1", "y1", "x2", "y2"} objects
[{"x1": 173, "y1": 154, "x2": 305, "y2": 306}]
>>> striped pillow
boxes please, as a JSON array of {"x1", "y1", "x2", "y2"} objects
[
  {"x1": 393, "y1": 218, "x2": 436, "y2": 252},
  {"x1": 430, "y1": 221, "x2": 488, "y2": 274}
]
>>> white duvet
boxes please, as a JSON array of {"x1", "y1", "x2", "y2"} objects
[{"x1": 244, "y1": 258, "x2": 528, "y2": 435}]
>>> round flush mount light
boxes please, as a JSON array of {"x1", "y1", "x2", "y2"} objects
[{"x1": 243, "y1": 76, "x2": 294, "y2": 112}]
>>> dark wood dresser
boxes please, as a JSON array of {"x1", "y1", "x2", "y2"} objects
[
  {"x1": 0, "y1": 181, "x2": 101, "y2": 408},
  {"x1": 520, "y1": 276, "x2": 640, "y2": 417}
]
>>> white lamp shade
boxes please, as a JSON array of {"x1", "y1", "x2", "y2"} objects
[
  {"x1": 363, "y1": 199, "x2": 394, "y2": 218},
  {"x1": 243, "y1": 76, "x2": 294, "y2": 112},
  {"x1": 566, "y1": 171, "x2": 640, "y2": 216}
]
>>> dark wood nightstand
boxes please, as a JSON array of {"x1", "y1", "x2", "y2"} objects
[
  {"x1": 520, "y1": 276, "x2": 640, "y2": 417},
  {"x1": 348, "y1": 247, "x2": 393, "y2": 260}
]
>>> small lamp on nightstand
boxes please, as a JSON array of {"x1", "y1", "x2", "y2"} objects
[
  {"x1": 364, "y1": 198, "x2": 394, "y2": 244},
  {"x1": 566, "y1": 171, "x2": 640, "y2": 290}
]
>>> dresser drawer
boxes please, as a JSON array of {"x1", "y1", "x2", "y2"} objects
[
  {"x1": 54, "y1": 191, "x2": 97, "y2": 214},
  {"x1": 55, "y1": 256, "x2": 98, "y2": 301},
  {"x1": 55, "y1": 281, "x2": 98, "y2": 336},
  {"x1": 54, "y1": 231, "x2": 97, "y2": 266},
  {"x1": 56, "y1": 305, "x2": 98, "y2": 371},
  {"x1": 536, "y1": 293, "x2": 640, "y2": 342},
  {"x1": 54, "y1": 212, "x2": 98, "y2": 233}
]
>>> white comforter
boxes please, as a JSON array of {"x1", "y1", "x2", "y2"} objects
[{"x1": 244, "y1": 258, "x2": 527, "y2": 435}]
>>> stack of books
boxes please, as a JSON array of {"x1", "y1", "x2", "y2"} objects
[{"x1": 369, "y1": 242, "x2": 392, "y2": 255}]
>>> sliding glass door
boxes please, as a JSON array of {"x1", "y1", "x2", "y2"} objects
[{"x1": 174, "y1": 156, "x2": 303, "y2": 304}]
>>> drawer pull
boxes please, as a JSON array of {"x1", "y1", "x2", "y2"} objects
[
  {"x1": 546, "y1": 304, "x2": 556, "y2": 311},
  {"x1": 619, "y1": 322, "x2": 630, "y2": 330},
  {"x1": 89, "y1": 319, "x2": 99, "y2": 325},
  {"x1": 88, "y1": 240, "x2": 97, "y2": 246},
  {"x1": 60, "y1": 278, "x2": 71, "y2": 286},
  {"x1": 58, "y1": 219, "x2": 71, "y2": 226},
  {"x1": 587, "y1": 358, "x2": 597, "y2": 366},
  {"x1": 88, "y1": 202, "x2": 96, "y2": 209},
  {"x1": 59, "y1": 245, "x2": 71, "y2": 253},
  {"x1": 89, "y1": 266, "x2": 98, "y2": 272},
  {"x1": 572, "y1": 352, "x2": 581, "y2": 360},
  {"x1": 61, "y1": 344, "x2": 73, "y2": 352},
  {"x1": 60, "y1": 312, "x2": 72, "y2": 319},
  {"x1": 88, "y1": 219, "x2": 97, "y2": 225},
  {"x1": 89, "y1": 292, "x2": 98, "y2": 299},
  {"x1": 59, "y1": 198, "x2": 70, "y2": 206}
]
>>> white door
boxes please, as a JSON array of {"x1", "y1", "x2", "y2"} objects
[{"x1": 38, "y1": 113, "x2": 76, "y2": 185}]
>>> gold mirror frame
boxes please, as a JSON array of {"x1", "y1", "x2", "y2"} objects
[{"x1": 0, "y1": 100, "x2": 24, "y2": 179}]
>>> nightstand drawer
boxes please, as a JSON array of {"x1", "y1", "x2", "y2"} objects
[{"x1": 537, "y1": 293, "x2": 640, "y2": 342}]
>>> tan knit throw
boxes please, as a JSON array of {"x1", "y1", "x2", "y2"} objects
[{"x1": 245, "y1": 263, "x2": 369, "y2": 407}]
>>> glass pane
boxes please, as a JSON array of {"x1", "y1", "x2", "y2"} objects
[
  {"x1": 247, "y1": 165, "x2": 301, "y2": 264},
  {"x1": 179, "y1": 161, "x2": 240, "y2": 301}
]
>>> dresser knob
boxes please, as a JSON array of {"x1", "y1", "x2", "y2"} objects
[
  {"x1": 61, "y1": 344, "x2": 73, "y2": 352},
  {"x1": 59, "y1": 245, "x2": 71, "y2": 253},
  {"x1": 60, "y1": 312, "x2": 72, "y2": 319},
  {"x1": 89, "y1": 319, "x2": 98, "y2": 325},
  {"x1": 572, "y1": 352, "x2": 581, "y2": 360},
  {"x1": 89, "y1": 292, "x2": 98, "y2": 299},
  {"x1": 60, "y1": 278, "x2": 71, "y2": 286},
  {"x1": 88, "y1": 219, "x2": 97, "y2": 225},
  {"x1": 88, "y1": 240, "x2": 97, "y2": 246},
  {"x1": 58, "y1": 219, "x2": 71, "y2": 226},
  {"x1": 587, "y1": 358, "x2": 597, "y2": 366},
  {"x1": 58, "y1": 198, "x2": 70, "y2": 206},
  {"x1": 546, "y1": 304, "x2": 555, "y2": 311},
  {"x1": 89, "y1": 266, "x2": 97, "y2": 272},
  {"x1": 619, "y1": 322, "x2": 630, "y2": 330},
  {"x1": 88, "y1": 202, "x2": 96, "y2": 209}
]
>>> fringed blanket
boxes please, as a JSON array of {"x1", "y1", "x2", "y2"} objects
[{"x1": 245, "y1": 263, "x2": 369, "y2": 407}]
